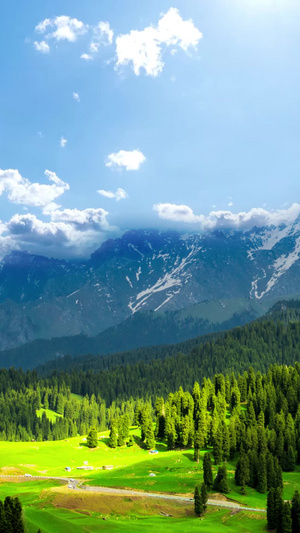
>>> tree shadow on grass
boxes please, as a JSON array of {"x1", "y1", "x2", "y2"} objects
[{"x1": 182, "y1": 452, "x2": 195, "y2": 462}]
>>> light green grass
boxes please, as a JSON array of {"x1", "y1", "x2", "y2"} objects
[
  {"x1": 24, "y1": 509, "x2": 266, "y2": 533},
  {"x1": 0, "y1": 429, "x2": 297, "y2": 508},
  {"x1": 0, "y1": 480, "x2": 266, "y2": 532},
  {"x1": 0, "y1": 426, "x2": 299, "y2": 533},
  {"x1": 36, "y1": 408, "x2": 63, "y2": 423}
]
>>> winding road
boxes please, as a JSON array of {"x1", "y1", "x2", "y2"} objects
[{"x1": 0, "y1": 475, "x2": 266, "y2": 513}]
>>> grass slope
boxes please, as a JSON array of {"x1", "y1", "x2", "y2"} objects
[{"x1": 0, "y1": 480, "x2": 267, "y2": 532}]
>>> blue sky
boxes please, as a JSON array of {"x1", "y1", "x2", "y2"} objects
[{"x1": 1, "y1": 0, "x2": 300, "y2": 257}]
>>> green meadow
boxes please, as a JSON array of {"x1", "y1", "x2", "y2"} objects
[
  {"x1": 0, "y1": 480, "x2": 267, "y2": 532},
  {"x1": 0, "y1": 427, "x2": 298, "y2": 531}
]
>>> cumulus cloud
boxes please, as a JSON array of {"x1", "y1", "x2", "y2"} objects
[
  {"x1": 106, "y1": 150, "x2": 146, "y2": 171},
  {"x1": 2, "y1": 206, "x2": 116, "y2": 258},
  {"x1": 35, "y1": 16, "x2": 87, "y2": 43},
  {"x1": 0, "y1": 169, "x2": 118, "y2": 258},
  {"x1": 73, "y1": 92, "x2": 80, "y2": 102},
  {"x1": 97, "y1": 188, "x2": 128, "y2": 201},
  {"x1": 34, "y1": 40, "x2": 50, "y2": 53},
  {"x1": 60, "y1": 136, "x2": 67, "y2": 148},
  {"x1": 153, "y1": 203, "x2": 300, "y2": 231},
  {"x1": 47, "y1": 207, "x2": 110, "y2": 230},
  {"x1": 0, "y1": 168, "x2": 69, "y2": 208},
  {"x1": 116, "y1": 7, "x2": 202, "y2": 76}
]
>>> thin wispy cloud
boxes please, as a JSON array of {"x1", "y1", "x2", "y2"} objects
[
  {"x1": 97, "y1": 188, "x2": 128, "y2": 201},
  {"x1": 81, "y1": 53, "x2": 93, "y2": 61},
  {"x1": 73, "y1": 92, "x2": 80, "y2": 102},
  {"x1": 34, "y1": 40, "x2": 50, "y2": 54},
  {"x1": 60, "y1": 136, "x2": 67, "y2": 148}
]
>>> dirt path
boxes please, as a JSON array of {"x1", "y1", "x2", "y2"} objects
[{"x1": 0, "y1": 475, "x2": 266, "y2": 513}]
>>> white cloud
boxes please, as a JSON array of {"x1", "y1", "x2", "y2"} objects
[
  {"x1": 97, "y1": 188, "x2": 128, "y2": 201},
  {"x1": 81, "y1": 21, "x2": 114, "y2": 60},
  {"x1": 81, "y1": 53, "x2": 93, "y2": 61},
  {"x1": 106, "y1": 150, "x2": 146, "y2": 171},
  {"x1": 34, "y1": 41, "x2": 50, "y2": 54},
  {"x1": 153, "y1": 203, "x2": 203, "y2": 224},
  {"x1": 115, "y1": 7, "x2": 202, "y2": 76},
  {"x1": 36, "y1": 16, "x2": 87, "y2": 43},
  {"x1": 60, "y1": 136, "x2": 67, "y2": 148},
  {"x1": 47, "y1": 207, "x2": 110, "y2": 230},
  {"x1": 153, "y1": 203, "x2": 300, "y2": 231},
  {"x1": 3, "y1": 207, "x2": 116, "y2": 258},
  {"x1": 92, "y1": 21, "x2": 114, "y2": 48},
  {"x1": 73, "y1": 92, "x2": 80, "y2": 102},
  {"x1": 0, "y1": 168, "x2": 69, "y2": 207}
]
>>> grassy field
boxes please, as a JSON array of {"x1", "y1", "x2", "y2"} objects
[
  {"x1": 0, "y1": 427, "x2": 299, "y2": 531},
  {"x1": 0, "y1": 428, "x2": 298, "y2": 507},
  {"x1": 0, "y1": 480, "x2": 267, "y2": 532}
]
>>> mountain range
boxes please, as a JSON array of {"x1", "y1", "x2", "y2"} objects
[{"x1": 0, "y1": 218, "x2": 300, "y2": 357}]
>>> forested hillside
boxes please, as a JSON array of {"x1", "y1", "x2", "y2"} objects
[
  {"x1": 0, "y1": 303, "x2": 300, "y2": 443},
  {"x1": 0, "y1": 297, "x2": 263, "y2": 370}
]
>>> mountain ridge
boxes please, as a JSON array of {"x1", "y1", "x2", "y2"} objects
[{"x1": 0, "y1": 220, "x2": 299, "y2": 352}]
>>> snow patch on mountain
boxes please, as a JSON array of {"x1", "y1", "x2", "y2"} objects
[
  {"x1": 128, "y1": 245, "x2": 200, "y2": 314},
  {"x1": 248, "y1": 225, "x2": 292, "y2": 260},
  {"x1": 136, "y1": 266, "x2": 141, "y2": 281},
  {"x1": 252, "y1": 237, "x2": 300, "y2": 299}
]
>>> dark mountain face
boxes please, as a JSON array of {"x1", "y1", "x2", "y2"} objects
[{"x1": 0, "y1": 221, "x2": 299, "y2": 351}]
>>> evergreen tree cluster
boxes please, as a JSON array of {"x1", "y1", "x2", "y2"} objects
[
  {"x1": 267, "y1": 488, "x2": 300, "y2": 532},
  {"x1": 0, "y1": 367, "x2": 143, "y2": 441},
  {"x1": 0, "y1": 496, "x2": 24, "y2": 533},
  {"x1": 194, "y1": 483, "x2": 208, "y2": 517}
]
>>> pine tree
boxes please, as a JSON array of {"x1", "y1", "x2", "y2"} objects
[
  {"x1": 194, "y1": 445, "x2": 200, "y2": 463},
  {"x1": 11, "y1": 497, "x2": 24, "y2": 533},
  {"x1": 235, "y1": 451, "x2": 250, "y2": 488},
  {"x1": 213, "y1": 425, "x2": 223, "y2": 464},
  {"x1": 109, "y1": 418, "x2": 118, "y2": 448},
  {"x1": 154, "y1": 397, "x2": 165, "y2": 440},
  {"x1": 4, "y1": 497, "x2": 14, "y2": 533},
  {"x1": 86, "y1": 427, "x2": 98, "y2": 448},
  {"x1": 117, "y1": 415, "x2": 130, "y2": 446},
  {"x1": 203, "y1": 453, "x2": 213, "y2": 488},
  {"x1": 281, "y1": 502, "x2": 292, "y2": 533},
  {"x1": 257, "y1": 453, "x2": 267, "y2": 493},
  {"x1": 0, "y1": 501, "x2": 7, "y2": 533},
  {"x1": 286, "y1": 446, "x2": 296, "y2": 472},
  {"x1": 267, "y1": 488, "x2": 276, "y2": 530},
  {"x1": 194, "y1": 486, "x2": 203, "y2": 517},
  {"x1": 213, "y1": 465, "x2": 230, "y2": 494},
  {"x1": 201, "y1": 482, "x2": 208, "y2": 512},
  {"x1": 127, "y1": 435, "x2": 134, "y2": 447},
  {"x1": 291, "y1": 490, "x2": 300, "y2": 533},
  {"x1": 275, "y1": 488, "x2": 284, "y2": 533},
  {"x1": 145, "y1": 422, "x2": 156, "y2": 450}
]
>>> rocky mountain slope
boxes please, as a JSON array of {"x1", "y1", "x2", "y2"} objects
[{"x1": 0, "y1": 219, "x2": 299, "y2": 352}]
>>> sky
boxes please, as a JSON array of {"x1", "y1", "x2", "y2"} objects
[{"x1": 1, "y1": 0, "x2": 300, "y2": 258}]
